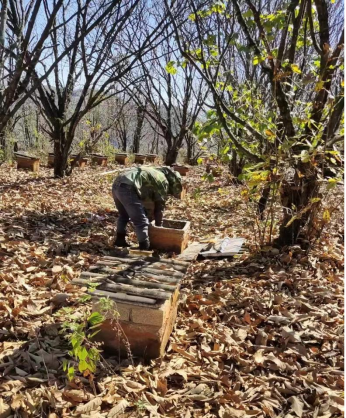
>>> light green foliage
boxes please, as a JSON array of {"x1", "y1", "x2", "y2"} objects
[
  {"x1": 165, "y1": 61, "x2": 177, "y2": 75},
  {"x1": 60, "y1": 297, "x2": 118, "y2": 380}
]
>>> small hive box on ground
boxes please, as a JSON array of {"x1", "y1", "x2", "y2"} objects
[
  {"x1": 70, "y1": 155, "x2": 88, "y2": 168},
  {"x1": 146, "y1": 154, "x2": 158, "y2": 163},
  {"x1": 48, "y1": 153, "x2": 54, "y2": 168},
  {"x1": 173, "y1": 165, "x2": 189, "y2": 176},
  {"x1": 72, "y1": 254, "x2": 190, "y2": 359},
  {"x1": 134, "y1": 154, "x2": 146, "y2": 164},
  {"x1": 15, "y1": 153, "x2": 40, "y2": 172},
  {"x1": 91, "y1": 154, "x2": 108, "y2": 166},
  {"x1": 149, "y1": 219, "x2": 190, "y2": 254},
  {"x1": 115, "y1": 153, "x2": 128, "y2": 165}
]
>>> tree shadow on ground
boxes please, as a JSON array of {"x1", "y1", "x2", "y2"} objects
[
  {"x1": 0, "y1": 209, "x2": 119, "y2": 256},
  {"x1": 0, "y1": 174, "x2": 55, "y2": 193}
]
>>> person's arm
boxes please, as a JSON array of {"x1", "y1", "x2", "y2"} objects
[{"x1": 151, "y1": 171, "x2": 169, "y2": 226}]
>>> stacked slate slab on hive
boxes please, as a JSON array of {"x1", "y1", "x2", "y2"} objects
[{"x1": 72, "y1": 254, "x2": 190, "y2": 359}]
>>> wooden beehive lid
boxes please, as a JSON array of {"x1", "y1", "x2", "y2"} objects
[
  {"x1": 72, "y1": 254, "x2": 190, "y2": 307},
  {"x1": 174, "y1": 165, "x2": 189, "y2": 169},
  {"x1": 70, "y1": 154, "x2": 88, "y2": 161},
  {"x1": 90, "y1": 153, "x2": 106, "y2": 158},
  {"x1": 15, "y1": 152, "x2": 39, "y2": 160}
]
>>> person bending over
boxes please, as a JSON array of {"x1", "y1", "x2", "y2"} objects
[{"x1": 112, "y1": 166, "x2": 182, "y2": 250}]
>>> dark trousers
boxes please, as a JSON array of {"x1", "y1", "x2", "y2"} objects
[{"x1": 112, "y1": 183, "x2": 149, "y2": 242}]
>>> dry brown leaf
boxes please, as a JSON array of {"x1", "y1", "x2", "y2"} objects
[
  {"x1": 219, "y1": 406, "x2": 246, "y2": 417},
  {"x1": 107, "y1": 399, "x2": 129, "y2": 417},
  {"x1": 288, "y1": 396, "x2": 304, "y2": 417},
  {"x1": 52, "y1": 265, "x2": 63, "y2": 274},
  {"x1": 123, "y1": 381, "x2": 146, "y2": 393},
  {"x1": 63, "y1": 389, "x2": 90, "y2": 403},
  {"x1": 253, "y1": 349, "x2": 264, "y2": 364},
  {"x1": 0, "y1": 398, "x2": 11, "y2": 418},
  {"x1": 74, "y1": 397, "x2": 102, "y2": 414}
]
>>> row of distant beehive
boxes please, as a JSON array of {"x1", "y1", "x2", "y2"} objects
[
  {"x1": 15, "y1": 152, "x2": 210, "y2": 176},
  {"x1": 14, "y1": 152, "x2": 160, "y2": 172}
]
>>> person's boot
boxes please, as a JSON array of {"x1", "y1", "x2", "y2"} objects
[
  {"x1": 138, "y1": 238, "x2": 150, "y2": 250},
  {"x1": 114, "y1": 232, "x2": 130, "y2": 247}
]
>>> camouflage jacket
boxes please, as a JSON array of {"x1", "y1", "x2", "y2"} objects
[{"x1": 114, "y1": 166, "x2": 181, "y2": 204}]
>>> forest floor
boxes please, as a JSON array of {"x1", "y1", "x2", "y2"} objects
[{"x1": 0, "y1": 164, "x2": 344, "y2": 418}]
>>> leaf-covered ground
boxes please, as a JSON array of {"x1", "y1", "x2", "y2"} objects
[{"x1": 0, "y1": 164, "x2": 344, "y2": 417}]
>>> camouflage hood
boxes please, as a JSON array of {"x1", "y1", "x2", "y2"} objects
[{"x1": 157, "y1": 167, "x2": 182, "y2": 198}]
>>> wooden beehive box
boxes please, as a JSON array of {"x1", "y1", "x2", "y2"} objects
[
  {"x1": 91, "y1": 154, "x2": 108, "y2": 166},
  {"x1": 149, "y1": 219, "x2": 190, "y2": 254},
  {"x1": 70, "y1": 155, "x2": 88, "y2": 168},
  {"x1": 15, "y1": 153, "x2": 40, "y2": 172},
  {"x1": 115, "y1": 153, "x2": 128, "y2": 165},
  {"x1": 72, "y1": 254, "x2": 190, "y2": 359},
  {"x1": 48, "y1": 153, "x2": 54, "y2": 168},
  {"x1": 173, "y1": 165, "x2": 189, "y2": 176},
  {"x1": 146, "y1": 154, "x2": 158, "y2": 163},
  {"x1": 134, "y1": 154, "x2": 146, "y2": 164}
]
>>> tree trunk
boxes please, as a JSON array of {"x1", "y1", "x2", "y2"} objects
[
  {"x1": 229, "y1": 151, "x2": 244, "y2": 177},
  {"x1": 0, "y1": 130, "x2": 5, "y2": 160},
  {"x1": 0, "y1": 0, "x2": 8, "y2": 69},
  {"x1": 53, "y1": 129, "x2": 69, "y2": 178},
  {"x1": 277, "y1": 163, "x2": 320, "y2": 246},
  {"x1": 133, "y1": 104, "x2": 145, "y2": 153},
  {"x1": 123, "y1": 133, "x2": 127, "y2": 152},
  {"x1": 165, "y1": 145, "x2": 179, "y2": 165},
  {"x1": 186, "y1": 133, "x2": 194, "y2": 164}
]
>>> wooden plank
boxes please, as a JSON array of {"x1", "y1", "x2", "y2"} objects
[
  {"x1": 98, "y1": 256, "x2": 189, "y2": 273},
  {"x1": 138, "y1": 267, "x2": 184, "y2": 279},
  {"x1": 200, "y1": 238, "x2": 246, "y2": 258},
  {"x1": 100, "y1": 256, "x2": 144, "y2": 266},
  {"x1": 91, "y1": 289, "x2": 157, "y2": 305},
  {"x1": 87, "y1": 266, "x2": 181, "y2": 285},
  {"x1": 91, "y1": 261, "x2": 185, "y2": 279},
  {"x1": 144, "y1": 259, "x2": 189, "y2": 271},
  {"x1": 102, "y1": 255, "x2": 190, "y2": 269},
  {"x1": 100, "y1": 282, "x2": 172, "y2": 300},
  {"x1": 135, "y1": 272, "x2": 180, "y2": 285},
  {"x1": 178, "y1": 242, "x2": 206, "y2": 261},
  {"x1": 73, "y1": 277, "x2": 172, "y2": 300},
  {"x1": 83, "y1": 268, "x2": 177, "y2": 292}
]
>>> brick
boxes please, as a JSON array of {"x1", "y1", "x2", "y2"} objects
[
  {"x1": 93, "y1": 300, "x2": 131, "y2": 321},
  {"x1": 76, "y1": 253, "x2": 187, "y2": 360},
  {"x1": 92, "y1": 289, "x2": 180, "y2": 359},
  {"x1": 96, "y1": 320, "x2": 162, "y2": 358},
  {"x1": 131, "y1": 301, "x2": 166, "y2": 327}
]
